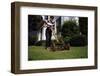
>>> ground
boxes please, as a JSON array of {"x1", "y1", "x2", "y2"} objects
[{"x1": 28, "y1": 46, "x2": 88, "y2": 60}]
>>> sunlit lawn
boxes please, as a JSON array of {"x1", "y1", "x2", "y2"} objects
[{"x1": 28, "y1": 46, "x2": 88, "y2": 60}]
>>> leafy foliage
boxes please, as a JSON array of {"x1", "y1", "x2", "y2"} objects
[
  {"x1": 70, "y1": 35, "x2": 87, "y2": 46},
  {"x1": 61, "y1": 20, "x2": 79, "y2": 38},
  {"x1": 61, "y1": 20, "x2": 87, "y2": 46}
]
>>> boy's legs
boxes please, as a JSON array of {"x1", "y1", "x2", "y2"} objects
[
  {"x1": 48, "y1": 31, "x2": 52, "y2": 47},
  {"x1": 45, "y1": 30, "x2": 52, "y2": 49}
]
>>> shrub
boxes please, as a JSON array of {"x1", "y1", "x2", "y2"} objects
[
  {"x1": 61, "y1": 20, "x2": 87, "y2": 46},
  {"x1": 28, "y1": 15, "x2": 43, "y2": 31},
  {"x1": 35, "y1": 41, "x2": 43, "y2": 46},
  {"x1": 61, "y1": 20, "x2": 79, "y2": 38},
  {"x1": 63, "y1": 36, "x2": 71, "y2": 44},
  {"x1": 70, "y1": 35, "x2": 87, "y2": 46},
  {"x1": 28, "y1": 35, "x2": 38, "y2": 45},
  {"x1": 35, "y1": 40, "x2": 46, "y2": 46}
]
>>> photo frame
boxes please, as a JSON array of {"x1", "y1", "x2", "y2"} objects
[{"x1": 11, "y1": 2, "x2": 98, "y2": 74}]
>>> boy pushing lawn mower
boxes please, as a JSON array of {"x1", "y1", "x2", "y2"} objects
[{"x1": 40, "y1": 16, "x2": 70, "y2": 51}]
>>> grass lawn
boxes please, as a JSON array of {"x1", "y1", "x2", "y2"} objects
[{"x1": 28, "y1": 46, "x2": 88, "y2": 60}]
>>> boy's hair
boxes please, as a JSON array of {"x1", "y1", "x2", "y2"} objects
[{"x1": 50, "y1": 16, "x2": 54, "y2": 19}]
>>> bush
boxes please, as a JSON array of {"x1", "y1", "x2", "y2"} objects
[
  {"x1": 28, "y1": 15, "x2": 43, "y2": 31},
  {"x1": 61, "y1": 20, "x2": 87, "y2": 46},
  {"x1": 35, "y1": 41, "x2": 43, "y2": 46},
  {"x1": 63, "y1": 36, "x2": 71, "y2": 43},
  {"x1": 35, "y1": 40, "x2": 46, "y2": 46},
  {"x1": 70, "y1": 35, "x2": 87, "y2": 46},
  {"x1": 28, "y1": 35, "x2": 38, "y2": 45},
  {"x1": 61, "y1": 20, "x2": 79, "y2": 38}
]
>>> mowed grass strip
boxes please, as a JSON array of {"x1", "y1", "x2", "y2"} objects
[{"x1": 28, "y1": 46, "x2": 88, "y2": 60}]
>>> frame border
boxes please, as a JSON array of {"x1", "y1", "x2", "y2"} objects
[{"x1": 11, "y1": 2, "x2": 98, "y2": 74}]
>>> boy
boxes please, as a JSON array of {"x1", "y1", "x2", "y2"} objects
[{"x1": 44, "y1": 16, "x2": 55, "y2": 50}]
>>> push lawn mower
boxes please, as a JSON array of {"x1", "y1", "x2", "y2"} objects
[
  {"x1": 50, "y1": 29, "x2": 70, "y2": 51},
  {"x1": 37, "y1": 20, "x2": 70, "y2": 51}
]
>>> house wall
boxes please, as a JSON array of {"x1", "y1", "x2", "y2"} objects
[
  {"x1": 38, "y1": 16, "x2": 57, "y2": 41},
  {"x1": 38, "y1": 16, "x2": 79, "y2": 41}
]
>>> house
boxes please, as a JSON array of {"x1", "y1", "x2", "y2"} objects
[{"x1": 37, "y1": 16, "x2": 79, "y2": 41}]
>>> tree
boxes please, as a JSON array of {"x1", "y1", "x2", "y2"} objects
[
  {"x1": 79, "y1": 17, "x2": 88, "y2": 36},
  {"x1": 28, "y1": 15, "x2": 43, "y2": 45},
  {"x1": 61, "y1": 19, "x2": 87, "y2": 46},
  {"x1": 61, "y1": 20, "x2": 79, "y2": 38}
]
